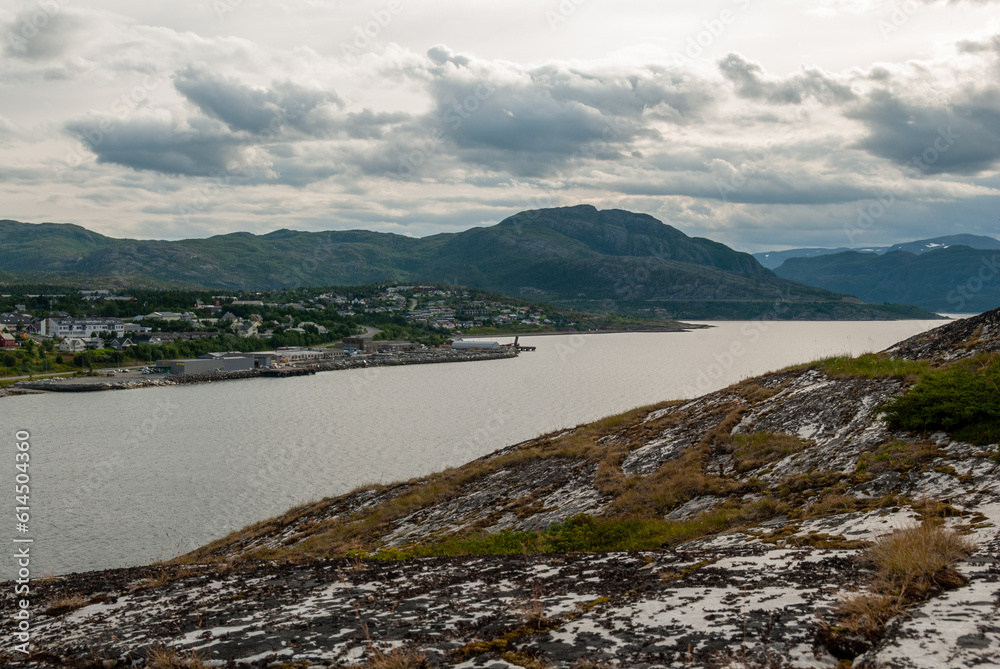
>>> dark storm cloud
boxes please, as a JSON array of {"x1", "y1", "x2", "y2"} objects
[
  {"x1": 1, "y1": 8, "x2": 90, "y2": 60},
  {"x1": 615, "y1": 171, "x2": 875, "y2": 205},
  {"x1": 719, "y1": 53, "x2": 856, "y2": 105},
  {"x1": 848, "y1": 88, "x2": 1000, "y2": 175},
  {"x1": 173, "y1": 67, "x2": 342, "y2": 136},
  {"x1": 400, "y1": 48, "x2": 718, "y2": 177},
  {"x1": 65, "y1": 116, "x2": 249, "y2": 177}
]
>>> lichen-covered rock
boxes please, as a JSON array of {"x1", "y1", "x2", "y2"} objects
[
  {"x1": 886, "y1": 307, "x2": 1000, "y2": 361},
  {"x1": 3, "y1": 310, "x2": 1000, "y2": 667}
]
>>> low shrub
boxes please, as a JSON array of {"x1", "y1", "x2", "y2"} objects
[{"x1": 882, "y1": 354, "x2": 1000, "y2": 446}]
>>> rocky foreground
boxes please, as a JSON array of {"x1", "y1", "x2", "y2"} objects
[{"x1": 2, "y1": 310, "x2": 999, "y2": 668}]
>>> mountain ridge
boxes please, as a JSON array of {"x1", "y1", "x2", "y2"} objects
[
  {"x1": 773, "y1": 245, "x2": 1000, "y2": 313},
  {"x1": 0, "y1": 207, "x2": 938, "y2": 319},
  {"x1": 754, "y1": 233, "x2": 1000, "y2": 269}
]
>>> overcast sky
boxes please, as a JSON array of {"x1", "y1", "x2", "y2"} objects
[{"x1": 1, "y1": 0, "x2": 999, "y2": 252}]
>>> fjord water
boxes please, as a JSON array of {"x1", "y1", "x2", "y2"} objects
[{"x1": 2, "y1": 319, "x2": 947, "y2": 578}]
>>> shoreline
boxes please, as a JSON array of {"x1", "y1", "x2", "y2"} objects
[
  {"x1": 11, "y1": 348, "x2": 519, "y2": 394},
  {"x1": 461, "y1": 323, "x2": 711, "y2": 338}
]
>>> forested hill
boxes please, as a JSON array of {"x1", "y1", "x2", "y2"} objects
[{"x1": 0, "y1": 205, "x2": 938, "y2": 319}]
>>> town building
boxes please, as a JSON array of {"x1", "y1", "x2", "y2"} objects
[
  {"x1": 449, "y1": 339, "x2": 501, "y2": 350},
  {"x1": 57, "y1": 338, "x2": 88, "y2": 353},
  {"x1": 0, "y1": 315, "x2": 39, "y2": 333},
  {"x1": 40, "y1": 317, "x2": 124, "y2": 339},
  {"x1": 374, "y1": 340, "x2": 419, "y2": 352},
  {"x1": 157, "y1": 355, "x2": 254, "y2": 374},
  {"x1": 342, "y1": 335, "x2": 375, "y2": 351}
]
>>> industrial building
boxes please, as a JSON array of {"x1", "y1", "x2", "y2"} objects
[
  {"x1": 374, "y1": 340, "x2": 419, "y2": 352},
  {"x1": 157, "y1": 355, "x2": 255, "y2": 375},
  {"x1": 449, "y1": 339, "x2": 501, "y2": 350}
]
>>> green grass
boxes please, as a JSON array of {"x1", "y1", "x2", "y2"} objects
[
  {"x1": 364, "y1": 504, "x2": 788, "y2": 560},
  {"x1": 813, "y1": 353, "x2": 930, "y2": 380},
  {"x1": 882, "y1": 354, "x2": 1000, "y2": 446}
]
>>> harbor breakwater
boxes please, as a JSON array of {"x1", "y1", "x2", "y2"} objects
[{"x1": 12, "y1": 348, "x2": 519, "y2": 394}]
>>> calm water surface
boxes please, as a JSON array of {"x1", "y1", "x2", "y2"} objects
[{"x1": 1, "y1": 319, "x2": 947, "y2": 577}]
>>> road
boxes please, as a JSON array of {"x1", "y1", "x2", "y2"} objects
[
  {"x1": 2, "y1": 364, "x2": 147, "y2": 383},
  {"x1": 2, "y1": 370, "x2": 74, "y2": 382}
]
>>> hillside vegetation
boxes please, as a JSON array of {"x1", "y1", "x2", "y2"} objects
[
  {"x1": 774, "y1": 245, "x2": 1000, "y2": 312},
  {"x1": 0, "y1": 206, "x2": 939, "y2": 319}
]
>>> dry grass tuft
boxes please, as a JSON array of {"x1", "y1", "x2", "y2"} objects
[
  {"x1": 731, "y1": 432, "x2": 807, "y2": 473},
  {"x1": 866, "y1": 519, "x2": 975, "y2": 593},
  {"x1": 833, "y1": 519, "x2": 976, "y2": 642},
  {"x1": 518, "y1": 581, "x2": 551, "y2": 631},
  {"x1": 132, "y1": 568, "x2": 178, "y2": 591},
  {"x1": 146, "y1": 646, "x2": 207, "y2": 669},
  {"x1": 42, "y1": 594, "x2": 89, "y2": 616},
  {"x1": 362, "y1": 647, "x2": 429, "y2": 669}
]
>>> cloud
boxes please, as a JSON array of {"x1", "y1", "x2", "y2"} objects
[
  {"x1": 848, "y1": 88, "x2": 1000, "y2": 175},
  {"x1": 173, "y1": 67, "x2": 342, "y2": 136},
  {"x1": 379, "y1": 47, "x2": 719, "y2": 178},
  {"x1": 0, "y1": 115, "x2": 15, "y2": 145},
  {"x1": 719, "y1": 53, "x2": 856, "y2": 105},
  {"x1": 65, "y1": 114, "x2": 255, "y2": 178},
  {"x1": 1, "y1": 8, "x2": 91, "y2": 60}
]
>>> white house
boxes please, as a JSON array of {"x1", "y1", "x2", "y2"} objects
[
  {"x1": 57, "y1": 338, "x2": 88, "y2": 353},
  {"x1": 41, "y1": 318, "x2": 124, "y2": 339}
]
